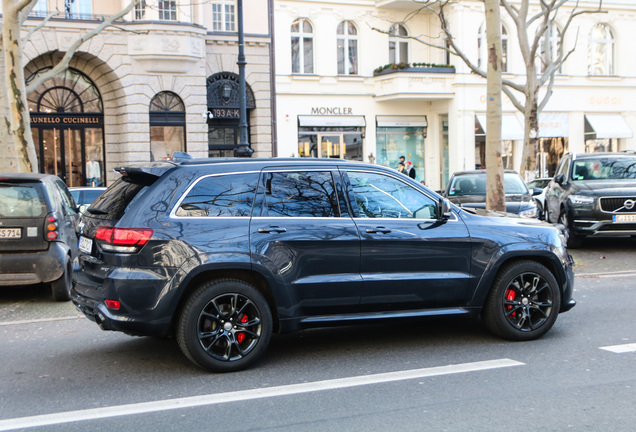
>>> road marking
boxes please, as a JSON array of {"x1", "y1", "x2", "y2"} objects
[
  {"x1": 0, "y1": 316, "x2": 82, "y2": 327},
  {"x1": 577, "y1": 270, "x2": 636, "y2": 278},
  {"x1": 600, "y1": 343, "x2": 636, "y2": 353},
  {"x1": 0, "y1": 358, "x2": 523, "y2": 431}
]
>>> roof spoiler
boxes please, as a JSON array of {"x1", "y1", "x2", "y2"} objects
[{"x1": 114, "y1": 161, "x2": 176, "y2": 185}]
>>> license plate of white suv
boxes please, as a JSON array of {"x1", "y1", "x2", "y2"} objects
[{"x1": 614, "y1": 214, "x2": 636, "y2": 223}]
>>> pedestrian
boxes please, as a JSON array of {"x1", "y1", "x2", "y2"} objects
[
  {"x1": 397, "y1": 162, "x2": 406, "y2": 174},
  {"x1": 405, "y1": 161, "x2": 416, "y2": 179}
]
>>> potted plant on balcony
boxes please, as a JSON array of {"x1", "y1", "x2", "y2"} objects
[{"x1": 373, "y1": 62, "x2": 456, "y2": 76}]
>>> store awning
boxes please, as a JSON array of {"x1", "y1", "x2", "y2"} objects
[
  {"x1": 376, "y1": 116, "x2": 428, "y2": 128},
  {"x1": 298, "y1": 115, "x2": 366, "y2": 127},
  {"x1": 475, "y1": 114, "x2": 524, "y2": 140},
  {"x1": 539, "y1": 113, "x2": 568, "y2": 137},
  {"x1": 584, "y1": 114, "x2": 633, "y2": 139}
]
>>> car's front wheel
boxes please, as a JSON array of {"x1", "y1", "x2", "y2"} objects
[
  {"x1": 177, "y1": 279, "x2": 273, "y2": 372},
  {"x1": 483, "y1": 260, "x2": 561, "y2": 341},
  {"x1": 51, "y1": 257, "x2": 72, "y2": 302}
]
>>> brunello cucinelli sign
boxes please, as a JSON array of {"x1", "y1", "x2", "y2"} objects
[{"x1": 30, "y1": 114, "x2": 102, "y2": 125}]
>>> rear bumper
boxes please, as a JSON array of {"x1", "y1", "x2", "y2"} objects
[
  {"x1": 0, "y1": 244, "x2": 66, "y2": 286},
  {"x1": 71, "y1": 266, "x2": 174, "y2": 337}
]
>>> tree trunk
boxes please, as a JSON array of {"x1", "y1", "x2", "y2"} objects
[
  {"x1": 519, "y1": 77, "x2": 539, "y2": 182},
  {"x1": 1, "y1": 0, "x2": 38, "y2": 173},
  {"x1": 485, "y1": 0, "x2": 505, "y2": 212}
]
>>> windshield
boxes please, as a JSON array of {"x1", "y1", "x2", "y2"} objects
[
  {"x1": 571, "y1": 157, "x2": 636, "y2": 181},
  {"x1": 448, "y1": 173, "x2": 529, "y2": 196}
]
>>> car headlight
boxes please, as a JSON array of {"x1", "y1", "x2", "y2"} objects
[
  {"x1": 519, "y1": 207, "x2": 538, "y2": 218},
  {"x1": 569, "y1": 195, "x2": 595, "y2": 205}
]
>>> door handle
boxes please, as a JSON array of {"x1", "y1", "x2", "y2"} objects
[
  {"x1": 365, "y1": 226, "x2": 392, "y2": 234},
  {"x1": 257, "y1": 226, "x2": 287, "y2": 234}
]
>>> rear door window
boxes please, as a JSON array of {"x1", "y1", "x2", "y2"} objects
[
  {"x1": 175, "y1": 172, "x2": 259, "y2": 217},
  {"x1": 258, "y1": 171, "x2": 340, "y2": 217}
]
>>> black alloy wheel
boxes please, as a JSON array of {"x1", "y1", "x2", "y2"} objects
[
  {"x1": 484, "y1": 260, "x2": 561, "y2": 341},
  {"x1": 558, "y1": 210, "x2": 584, "y2": 248},
  {"x1": 177, "y1": 279, "x2": 272, "y2": 372}
]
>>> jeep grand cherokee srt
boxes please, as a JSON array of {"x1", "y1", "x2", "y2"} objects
[{"x1": 72, "y1": 156, "x2": 575, "y2": 372}]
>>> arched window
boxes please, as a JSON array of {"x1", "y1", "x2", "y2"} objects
[
  {"x1": 291, "y1": 18, "x2": 314, "y2": 74},
  {"x1": 478, "y1": 23, "x2": 508, "y2": 72},
  {"x1": 537, "y1": 23, "x2": 562, "y2": 74},
  {"x1": 389, "y1": 24, "x2": 408, "y2": 64},
  {"x1": 337, "y1": 21, "x2": 358, "y2": 75},
  {"x1": 149, "y1": 91, "x2": 186, "y2": 161},
  {"x1": 589, "y1": 24, "x2": 614, "y2": 75}
]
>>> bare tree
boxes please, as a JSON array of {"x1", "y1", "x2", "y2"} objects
[
  {"x1": 0, "y1": 0, "x2": 139, "y2": 173},
  {"x1": 372, "y1": 0, "x2": 604, "y2": 181},
  {"x1": 484, "y1": 0, "x2": 505, "y2": 211}
]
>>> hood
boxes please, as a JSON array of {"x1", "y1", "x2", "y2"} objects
[
  {"x1": 572, "y1": 180, "x2": 636, "y2": 195},
  {"x1": 449, "y1": 194, "x2": 536, "y2": 214}
]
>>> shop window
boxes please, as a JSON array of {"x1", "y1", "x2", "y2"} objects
[
  {"x1": 537, "y1": 23, "x2": 562, "y2": 74},
  {"x1": 212, "y1": 0, "x2": 235, "y2": 31},
  {"x1": 389, "y1": 24, "x2": 409, "y2": 64},
  {"x1": 337, "y1": 21, "x2": 358, "y2": 75},
  {"x1": 588, "y1": 24, "x2": 614, "y2": 75},
  {"x1": 376, "y1": 127, "x2": 426, "y2": 180},
  {"x1": 291, "y1": 18, "x2": 314, "y2": 74},
  {"x1": 478, "y1": 23, "x2": 508, "y2": 72},
  {"x1": 149, "y1": 91, "x2": 186, "y2": 161},
  {"x1": 158, "y1": 0, "x2": 177, "y2": 21}
]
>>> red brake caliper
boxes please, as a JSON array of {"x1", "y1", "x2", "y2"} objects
[
  {"x1": 237, "y1": 315, "x2": 249, "y2": 343},
  {"x1": 505, "y1": 289, "x2": 517, "y2": 318}
]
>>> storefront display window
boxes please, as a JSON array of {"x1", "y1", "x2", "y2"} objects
[
  {"x1": 297, "y1": 127, "x2": 363, "y2": 160},
  {"x1": 376, "y1": 127, "x2": 426, "y2": 180},
  {"x1": 149, "y1": 91, "x2": 186, "y2": 161}
]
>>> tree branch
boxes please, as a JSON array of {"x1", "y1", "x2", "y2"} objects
[
  {"x1": 22, "y1": 10, "x2": 61, "y2": 48},
  {"x1": 25, "y1": 0, "x2": 139, "y2": 94}
]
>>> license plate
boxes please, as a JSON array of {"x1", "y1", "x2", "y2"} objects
[
  {"x1": 0, "y1": 228, "x2": 21, "y2": 239},
  {"x1": 613, "y1": 214, "x2": 636, "y2": 223},
  {"x1": 79, "y1": 236, "x2": 93, "y2": 254}
]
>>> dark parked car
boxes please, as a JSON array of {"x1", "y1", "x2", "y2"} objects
[
  {"x1": 527, "y1": 178, "x2": 552, "y2": 220},
  {"x1": 0, "y1": 173, "x2": 78, "y2": 301},
  {"x1": 444, "y1": 170, "x2": 540, "y2": 218},
  {"x1": 73, "y1": 157, "x2": 575, "y2": 372},
  {"x1": 545, "y1": 151, "x2": 636, "y2": 248}
]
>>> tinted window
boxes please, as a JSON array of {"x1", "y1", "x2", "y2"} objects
[
  {"x1": 0, "y1": 183, "x2": 46, "y2": 218},
  {"x1": 88, "y1": 178, "x2": 147, "y2": 220},
  {"x1": 348, "y1": 171, "x2": 436, "y2": 219},
  {"x1": 54, "y1": 179, "x2": 77, "y2": 213},
  {"x1": 175, "y1": 173, "x2": 258, "y2": 217},
  {"x1": 261, "y1": 171, "x2": 339, "y2": 217}
]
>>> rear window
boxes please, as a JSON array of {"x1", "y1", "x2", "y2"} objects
[
  {"x1": 175, "y1": 173, "x2": 259, "y2": 217},
  {"x1": 0, "y1": 184, "x2": 46, "y2": 218},
  {"x1": 87, "y1": 178, "x2": 147, "y2": 220}
]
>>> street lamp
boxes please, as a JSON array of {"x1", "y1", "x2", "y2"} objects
[{"x1": 234, "y1": 0, "x2": 254, "y2": 157}]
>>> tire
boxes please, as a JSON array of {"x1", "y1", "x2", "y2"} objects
[
  {"x1": 177, "y1": 279, "x2": 272, "y2": 372},
  {"x1": 558, "y1": 210, "x2": 584, "y2": 248},
  {"x1": 483, "y1": 260, "x2": 561, "y2": 341},
  {"x1": 51, "y1": 258, "x2": 72, "y2": 302}
]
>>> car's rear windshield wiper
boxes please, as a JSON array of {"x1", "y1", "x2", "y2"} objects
[{"x1": 86, "y1": 207, "x2": 108, "y2": 215}]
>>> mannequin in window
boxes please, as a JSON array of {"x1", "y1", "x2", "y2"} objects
[{"x1": 86, "y1": 159, "x2": 101, "y2": 187}]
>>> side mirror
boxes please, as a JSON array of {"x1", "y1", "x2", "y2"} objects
[
  {"x1": 554, "y1": 174, "x2": 565, "y2": 185},
  {"x1": 532, "y1": 188, "x2": 543, "y2": 196},
  {"x1": 437, "y1": 197, "x2": 452, "y2": 220}
]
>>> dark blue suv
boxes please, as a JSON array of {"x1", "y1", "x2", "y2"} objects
[{"x1": 72, "y1": 157, "x2": 575, "y2": 372}]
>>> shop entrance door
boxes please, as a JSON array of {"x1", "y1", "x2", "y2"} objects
[
  {"x1": 318, "y1": 134, "x2": 344, "y2": 158},
  {"x1": 39, "y1": 128, "x2": 84, "y2": 187}
]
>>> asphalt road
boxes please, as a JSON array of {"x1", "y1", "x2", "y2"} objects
[{"x1": 1, "y1": 236, "x2": 635, "y2": 431}]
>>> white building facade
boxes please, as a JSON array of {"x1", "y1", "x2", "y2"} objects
[
  {"x1": 274, "y1": 0, "x2": 636, "y2": 190},
  {"x1": 5, "y1": 0, "x2": 274, "y2": 185}
]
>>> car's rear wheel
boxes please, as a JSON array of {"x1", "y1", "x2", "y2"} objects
[
  {"x1": 177, "y1": 279, "x2": 272, "y2": 372},
  {"x1": 483, "y1": 260, "x2": 561, "y2": 341},
  {"x1": 51, "y1": 258, "x2": 72, "y2": 302},
  {"x1": 558, "y1": 210, "x2": 584, "y2": 248}
]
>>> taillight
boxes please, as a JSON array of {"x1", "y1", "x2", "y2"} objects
[
  {"x1": 94, "y1": 227, "x2": 153, "y2": 253},
  {"x1": 45, "y1": 215, "x2": 58, "y2": 241}
]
